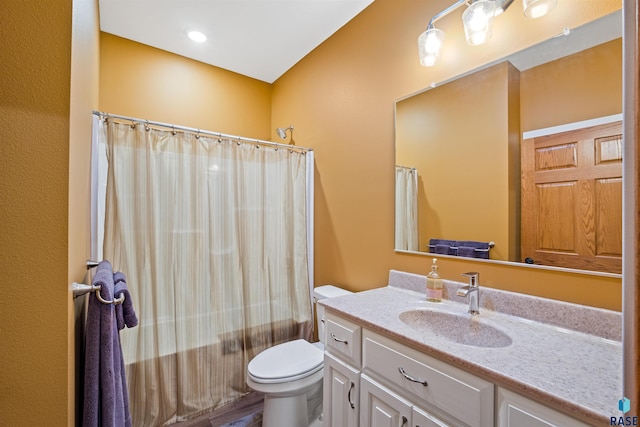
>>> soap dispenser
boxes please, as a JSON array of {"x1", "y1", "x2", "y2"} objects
[{"x1": 426, "y1": 258, "x2": 443, "y2": 302}]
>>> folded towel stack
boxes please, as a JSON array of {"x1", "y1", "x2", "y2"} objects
[
  {"x1": 428, "y1": 239, "x2": 492, "y2": 259},
  {"x1": 429, "y1": 239, "x2": 456, "y2": 256},
  {"x1": 456, "y1": 240, "x2": 492, "y2": 259}
]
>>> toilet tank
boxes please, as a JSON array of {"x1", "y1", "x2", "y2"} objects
[{"x1": 313, "y1": 285, "x2": 352, "y2": 344}]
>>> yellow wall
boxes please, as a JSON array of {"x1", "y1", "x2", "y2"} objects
[
  {"x1": 521, "y1": 38, "x2": 623, "y2": 131},
  {"x1": 271, "y1": 0, "x2": 622, "y2": 310},
  {"x1": 1, "y1": 0, "x2": 73, "y2": 425},
  {"x1": 99, "y1": 33, "x2": 273, "y2": 139},
  {"x1": 396, "y1": 62, "x2": 518, "y2": 261}
]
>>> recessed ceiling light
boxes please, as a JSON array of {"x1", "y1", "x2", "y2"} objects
[{"x1": 187, "y1": 30, "x2": 207, "y2": 43}]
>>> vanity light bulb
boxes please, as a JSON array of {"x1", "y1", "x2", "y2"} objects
[
  {"x1": 462, "y1": 0, "x2": 496, "y2": 46},
  {"x1": 418, "y1": 28, "x2": 444, "y2": 67},
  {"x1": 522, "y1": 0, "x2": 557, "y2": 18}
]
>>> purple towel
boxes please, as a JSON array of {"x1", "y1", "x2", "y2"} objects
[
  {"x1": 113, "y1": 271, "x2": 138, "y2": 330},
  {"x1": 83, "y1": 260, "x2": 132, "y2": 427},
  {"x1": 434, "y1": 244, "x2": 451, "y2": 255},
  {"x1": 457, "y1": 246, "x2": 476, "y2": 258}
]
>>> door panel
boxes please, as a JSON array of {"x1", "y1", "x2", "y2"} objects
[{"x1": 521, "y1": 121, "x2": 622, "y2": 273}]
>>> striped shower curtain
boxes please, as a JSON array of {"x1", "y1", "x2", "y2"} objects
[{"x1": 93, "y1": 116, "x2": 314, "y2": 426}]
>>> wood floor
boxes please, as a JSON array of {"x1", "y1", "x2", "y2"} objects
[{"x1": 173, "y1": 392, "x2": 264, "y2": 427}]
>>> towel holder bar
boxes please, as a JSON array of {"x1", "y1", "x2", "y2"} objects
[
  {"x1": 72, "y1": 283, "x2": 125, "y2": 305},
  {"x1": 71, "y1": 260, "x2": 125, "y2": 305}
]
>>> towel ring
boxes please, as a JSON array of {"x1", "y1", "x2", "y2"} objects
[{"x1": 96, "y1": 287, "x2": 125, "y2": 305}]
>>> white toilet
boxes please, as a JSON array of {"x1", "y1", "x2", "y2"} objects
[{"x1": 246, "y1": 285, "x2": 352, "y2": 427}]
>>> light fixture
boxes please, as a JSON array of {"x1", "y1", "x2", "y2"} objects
[
  {"x1": 276, "y1": 125, "x2": 294, "y2": 139},
  {"x1": 522, "y1": 0, "x2": 558, "y2": 19},
  {"x1": 417, "y1": 0, "x2": 556, "y2": 67},
  {"x1": 462, "y1": 0, "x2": 496, "y2": 46},
  {"x1": 418, "y1": 27, "x2": 445, "y2": 67},
  {"x1": 187, "y1": 30, "x2": 207, "y2": 43}
]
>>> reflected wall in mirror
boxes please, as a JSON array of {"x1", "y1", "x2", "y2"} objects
[{"x1": 395, "y1": 11, "x2": 622, "y2": 274}]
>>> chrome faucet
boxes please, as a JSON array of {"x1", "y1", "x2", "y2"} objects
[{"x1": 457, "y1": 272, "x2": 480, "y2": 315}]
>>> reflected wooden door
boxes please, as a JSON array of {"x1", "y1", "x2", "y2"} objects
[{"x1": 521, "y1": 121, "x2": 622, "y2": 273}]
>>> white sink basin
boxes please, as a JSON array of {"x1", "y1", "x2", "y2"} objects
[{"x1": 399, "y1": 309, "x2": 513, "y2": 348}]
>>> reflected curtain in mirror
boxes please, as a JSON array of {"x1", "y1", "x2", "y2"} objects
[{"x1": 395, "y1": 166, "x2": 419, "y2": 251}]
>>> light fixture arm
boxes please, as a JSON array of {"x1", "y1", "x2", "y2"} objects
[{"x1": 426, "y1": 0, "x2": 466, "y2": 30}]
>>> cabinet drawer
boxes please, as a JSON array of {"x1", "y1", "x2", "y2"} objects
[
  {"x1": 325, "y1": 312, "x2": 362, "y2": 367},
  {"x1": 363, "y1": 330, "x2": 493, "y2": 427}
]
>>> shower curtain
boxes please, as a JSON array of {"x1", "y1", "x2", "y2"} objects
[
  {"x1": 395, "y1": 166, "x2": 419, "y2": 251},
  {"x1": 93, "y1": 117, "x2": 314, "y2": 426}
]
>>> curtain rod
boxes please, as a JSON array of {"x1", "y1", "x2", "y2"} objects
[
  {"x1": 396, "y1": 165, "x2": 417, "y2": 171},
  {"x1": 92, "y1": 110, "x2": 312, "y2": 153}
]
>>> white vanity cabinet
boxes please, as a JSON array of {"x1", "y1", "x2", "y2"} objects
[
  {"x1": 497, "y1": 388, "x2": 591, "y2": 427},
  {"x1": 323, "y1": 312, "x2": 362, "y2": 427},
  {"x1": 362, "y1": 330, "x2": 493, "y2": 427},
  {"x1": 322, "y1": 310, "x2": 593, "y2": 427}
]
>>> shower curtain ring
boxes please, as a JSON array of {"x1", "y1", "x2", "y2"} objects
[
  {"x1": 195, "y1": 129, "x2": 200, "y2": 139},
  {"x1": 145, "y1": 120, "x2": 150, "y2": 131},
  {"x1": 171, "y1": 125, "x2": 177, "y2": 136}
]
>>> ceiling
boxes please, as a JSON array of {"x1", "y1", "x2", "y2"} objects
[{"x1": 99, "y1": 0, "x2": 375, "y2": 84}]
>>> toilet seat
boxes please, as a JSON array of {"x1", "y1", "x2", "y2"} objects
[{"x1": 247, "y1": 339, "x2": 324, "y2": 384}]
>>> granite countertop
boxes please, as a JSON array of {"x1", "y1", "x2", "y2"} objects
[{"x1": 320, "y1": 273, "x2": 622, "y2": 426}]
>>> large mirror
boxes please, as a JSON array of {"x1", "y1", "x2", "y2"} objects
[{"x1": 395, "y1": 10, "x2": 622, "y2": 274}]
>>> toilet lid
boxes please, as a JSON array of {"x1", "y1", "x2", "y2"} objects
[{"x1": 248, "y1": 339, "x2": 323, "y2": 383}]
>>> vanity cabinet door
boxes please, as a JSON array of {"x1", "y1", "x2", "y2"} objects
[
  {"x1": 323, "y1": 352, "x2": 359, "y2": 427},
  {"x1": 361, "y1": 374, "x2": 412, "y2": 427},
  {"x1": 497, "y1": 388, "x2": 590, "y2": 427}
]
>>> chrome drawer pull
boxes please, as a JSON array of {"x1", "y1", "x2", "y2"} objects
[
  {"x1": 347, "y1": 381, "x2": 355, "y2": 409},
  {"x1": 398, "y1": 367, "x2": 428, "y2": 386},
  {"x1": 401, "y1": 415, "x2": 408, "y2": 426},
  {"x1": 331, "y1": 332, "x2": 348, "y2": 344}
]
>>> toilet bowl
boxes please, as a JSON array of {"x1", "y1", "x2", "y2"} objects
[{"x1": 246, "y1": 285, "x2": 352, "y2": 427}]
